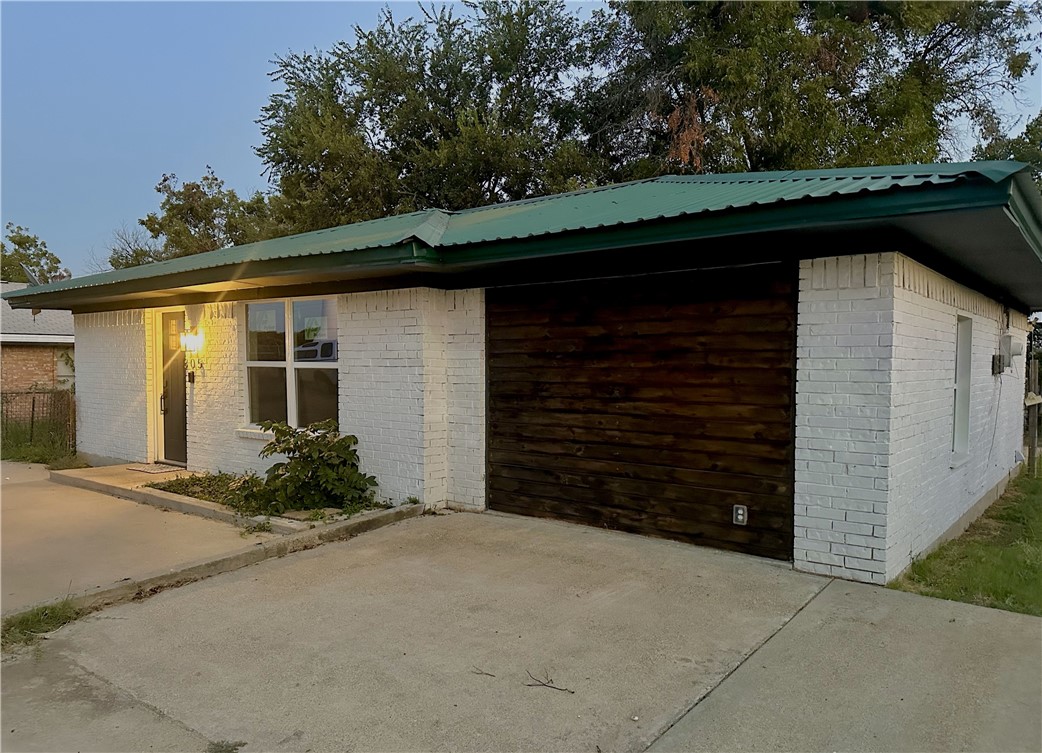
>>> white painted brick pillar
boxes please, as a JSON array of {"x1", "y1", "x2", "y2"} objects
[
  {"x1": 338, "y1": 288, "x2": 485, "y2": 509},
  {"x1": 794, "y1": 254, "x2": 896, "y2": 584}
]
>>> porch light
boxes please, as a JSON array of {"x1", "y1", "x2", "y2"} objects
[{"x1": 179, "y1": 329, "x2": 204, "y2": 383}]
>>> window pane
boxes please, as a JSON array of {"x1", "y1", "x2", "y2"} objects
[
  {"x1": 247, "y1": 303, "x2": 286, "y2": 361},
  {"x1": 296, "y1": 368, "x2": 338, "y2": 427},
  {"x1": 293, "y1": 299, "x2": 337, "y2": 362},
  {"x1": 248, "y1": 367, "x2": 287, "y2": 424}
]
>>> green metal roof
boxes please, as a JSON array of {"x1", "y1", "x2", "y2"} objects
[{"x1": 5, "y1": 161, "x2": 1041, "y2": 311}]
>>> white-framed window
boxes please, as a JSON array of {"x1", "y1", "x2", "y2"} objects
[
  {"x1": 244, "y1": 298, "x2": 339, "y2": 428},
  {"x1": 952, "y1": 315, "x2": 972, "y2": 456}
]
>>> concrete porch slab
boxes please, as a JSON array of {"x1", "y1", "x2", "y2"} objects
[
  {"x1": 50, "y1": 465, "x2": 311, "y2": 535},
  {"x1": 1, "y1": 462, "x2": 274, "y2": 614}
]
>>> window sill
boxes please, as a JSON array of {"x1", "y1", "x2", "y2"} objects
[
  {"x1": 236, "y1": 427, "x2": 274, "y2": 442},
  {"x1": 950, "y1": 453, "x2": 971, "y2": 469}
]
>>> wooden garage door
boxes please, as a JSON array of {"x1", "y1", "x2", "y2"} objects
[{"x1": 487, "y1": 265, "x2": 795, "y2": 560}]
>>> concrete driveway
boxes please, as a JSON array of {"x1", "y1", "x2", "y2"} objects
[
  {"x1": 2, "y1": 511, "x2": 1040, "y2": 753},
  {"x1": 1, "y1": 462, "x2": 272, "y2": 613}
]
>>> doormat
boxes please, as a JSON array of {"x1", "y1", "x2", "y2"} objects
[{"x1": 126, "y1": 464, "x2": 184, "y2": 474}]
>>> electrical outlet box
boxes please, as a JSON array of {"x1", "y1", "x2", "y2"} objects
[{"x1": 733, "y1": 505, "x2": 748, "y2": 526}]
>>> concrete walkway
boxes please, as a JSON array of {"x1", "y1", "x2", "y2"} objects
[
  {"x1": 649, "y1": 580, "x2": 1042, "y2": 753},
  {"x1": 2, "y1": 511, "x2": 1039, "y2": 752},
  {"x1": 1, "y1": 462, "x2": 272, "y2": 613}
]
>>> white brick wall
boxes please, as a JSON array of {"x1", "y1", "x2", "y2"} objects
[
  {"x1": 444, "y1": 289, "x2": 486, "y2": 510},
  {"x1": 74, "y1": 310, "x2": 152, "y2": 463},
  {"x1": 337, "y1": 288, "x2": 486, "y2": 508},
  {"x1": 795, "y1": 253, "x2": 1029, "y2": 584},
  {"x1": 794, "y1": 254, "x2": 895, "y2": 584},
  {"x1": 184, "y1": 302, "x2": 274, "y2": 476},
  {"x1": 339, "y1": 289, "x2": 429, "y2": 502},
  {"x1": 886, "y1": 256, "x2": 1029, "y2": 578}
]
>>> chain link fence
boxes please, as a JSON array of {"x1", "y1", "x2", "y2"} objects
[{"x1": 1, "y1": 389, "x2": 76, "y2": 457}]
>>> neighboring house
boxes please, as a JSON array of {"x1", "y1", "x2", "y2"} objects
[
  {"x1": 1, "y1": 281, "x2": 75, "y2": 392},
  {"x1": 4, "y1": 162, "x2": 1040, "y2": 585}
]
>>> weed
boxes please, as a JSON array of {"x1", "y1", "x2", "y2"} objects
[
  {"x1": 206, "y1": 741, "x2": 247, "y2": 753},
  {"x1": 342, "y1": 498, "x2": 393, "y2": 517},
  {"x1": 405, "y1": 496, "x2": 421, "y2": 505},
  {"x1": 46, "y1": 454, "x2": 89, "y2": 470},
  {"x1": 2, "y1": 598, "x2": 85, "y2": 649},
  {"x1": 240, "y1": 519, "x2": 273, "y2": 537},
  {"x1": 1, "y1": 419, "x2": 74, "y2": 464},
  {"x1": 148, "y1": 472, "x2": 241, "y2": 504},
  {"x1": 891, "y1": 470, "x2": 1042, "y2": 616}
]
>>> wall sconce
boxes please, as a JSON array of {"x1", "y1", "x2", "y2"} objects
[{"x1": 179, "y1": 329, "x2": 204, "y2": 383}]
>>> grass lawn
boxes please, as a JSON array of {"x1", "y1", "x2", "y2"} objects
[{"x1": 891, "y1": 469, "x2": 1042, "y2": 616}]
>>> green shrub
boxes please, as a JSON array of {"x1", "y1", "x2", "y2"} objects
[
  {"x1": 146, "y1": 422, "x2": 382, "y2": 516},
  {"x1": 246, "y1": 420, "x2": 379, "y2": 515}
]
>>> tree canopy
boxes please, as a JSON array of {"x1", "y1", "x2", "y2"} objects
[
  {"x1": 0, "y1": 223, "x2": 69, "y2": 284},
  {"x1": 256, "y1": 0, "x2": 604, "y2": 234},
  {"x1": 106, "y1": 167, "x2": 287, "y2": 270},
  {"x1": 974, "y1": 112, "x2": 1042, "y2": 190},
  {"x1": 586, "y1": 1, "x2": 1040, "y2": 177},
  {"x1": 111, "y1": 0, "x2": 1041, "y2": 267}
]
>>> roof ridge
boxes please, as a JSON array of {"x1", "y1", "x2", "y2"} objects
[{"x1": 450, "y1": 176, "x2": 661, "y2": 216}]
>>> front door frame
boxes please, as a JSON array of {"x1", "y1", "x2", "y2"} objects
[{"x1": 151, "y1": 306, "x2": 188, "y2": 465}]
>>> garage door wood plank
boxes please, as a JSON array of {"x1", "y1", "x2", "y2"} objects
[
  {"x1": 489, "y1": 409, "x2": 792, "y2": 442},
  {"x1": 488, "y1": 396, "x2": 792, "y2": 424},
  {"x1": 490, "y1": 463, "x2": 791, "y2": 509},
  {"x1": 486, "y1": 315, "x2": 794, "y2": 341},
  {"x1": 488, "y1": 350, "x2": 795, "y2": 370},
  {"x1": 489, "y1": 422, "x2": 790, "y2": 460},
  {"x1": 488, "y1": 476, "x2": 792, "y2": 528},
  {"x1": 490, "y1": 380, "x2": 791, "y2": 407},
  {"x1": 489, "y1": 449, "x2": 792, "y2": 497}
]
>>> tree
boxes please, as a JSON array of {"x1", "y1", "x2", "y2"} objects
[
  {"x1": 0, "y1": 223, "x2": 69, "y2": 283},
  {"x1": 974, "y1": 111, "x2": 1042, "y2": 190},
  {"x1": 584, "y1": 1, "x2": 1041, "y2": 178},
  {"x1": 108, "y1": 167, "x2": 288, "y2": 269},
  {"x1": 257, "y1": 0, "x2": 604, "y2": 233},
  {"x1": 105, "y1": 225, "x2": 164, "y2": 270}
]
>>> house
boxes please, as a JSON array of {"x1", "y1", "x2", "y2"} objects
[
  {"x1": 1, "y1": 281, "x2": 75, "y2": 392},
  {"x1": 4, "y1": 162, "x2": 1040, "y2": 584}
]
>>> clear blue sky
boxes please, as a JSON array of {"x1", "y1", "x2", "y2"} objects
[
  {"x1": 2, "y1": 1, "x2": 404, "y2": 275},
  {"x1": 2, "y1": 2, "x2": 1039, "y2": 277}
]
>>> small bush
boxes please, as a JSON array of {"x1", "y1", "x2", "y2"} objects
[
  {"x1": 239, "y1": 420, "x2": 379, "y2": 514},
  {"x1": 148, "y1": 422, "x2": 383, "y2": 517}
]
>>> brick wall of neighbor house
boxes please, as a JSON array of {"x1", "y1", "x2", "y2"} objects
[
  {"x1": 794, "y1": 253, "x2": 1028, "y2": 584},
  {"x1": 886, "y1": 256, "x2": 1029, "y2": 580},
  {"x1": 74, "y1": 310, "x2": 152, "y2": 463},
  {"x1": 0, "y1": 344, "x2": 59, "y2": 391}
]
